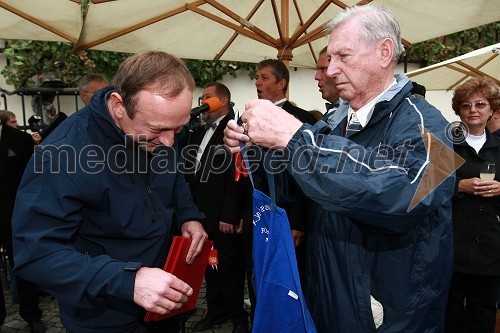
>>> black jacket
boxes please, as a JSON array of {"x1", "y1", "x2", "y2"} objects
[
  {"x1": 452, "y1": 129, "x2": 500, "y2": 275},
  {"x1": 281, "y1": 100, "x2": 316, "y2": 126},
  {"x1": 0, "y1": 125, "x2": 34, "y2": 256},
  {"x1": 185, "y1": 114, "x2": 247, "y2": 234}
]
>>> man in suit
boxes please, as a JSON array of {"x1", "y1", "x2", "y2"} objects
[
  {"x1": 315, "y1": 47, "x2": 342, "y2": 119},
  {"x1": 254, "y1": 58, "x2": 314, "y2": 251},
  {"x1": 185, "y1": 82, "x2": 249, "y2": 333},
  {"x1": 0, "y1": 116, "x2": 45, "y2": 333},
  {"x1": 255, "y1": 59, "x2": 316, "y2": 126}
]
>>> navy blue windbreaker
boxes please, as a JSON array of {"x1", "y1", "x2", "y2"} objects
[
  {"x1": 286, "y1": 76, "x2": 455, "y2": 333},
  {"x1": 12, "y1": 87, "x2": 203, "y2": 332}
]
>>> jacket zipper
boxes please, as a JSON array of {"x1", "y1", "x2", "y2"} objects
[{"x1": 146, "y1": 185, "x2": 169, "y2": 225}]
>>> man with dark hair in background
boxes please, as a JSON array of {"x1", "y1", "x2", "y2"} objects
[
  {"x1": 487, "y1": 109, "x2": 500, "y2": 138},
  {"x1": 254, "y1": 58, "x2": 315, "y2": 249},
  {"x1": 185, "y1": 82, "x2": 249, "y2": 333},
  {"x1": 255, "y1": 59, "x2": 316, "y2": 126},
  {"x1": 315, "y1": 46, "x2": 342, "y2": 119}
]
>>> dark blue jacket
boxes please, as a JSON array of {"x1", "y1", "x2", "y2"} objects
[
  {"x1": 12, "y1": 87, "x2": 203, "y2": 332},
  {"x1": 286, "y1": 76, "x2": 455, "y2": 333}
]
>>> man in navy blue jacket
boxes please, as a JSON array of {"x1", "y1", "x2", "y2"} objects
[
  {"x1": 225, "y1": 5, "x2": 455, "y2": 333},
  {"x1": 12, "y1": 51, "x2": 207, "y2": 333}
]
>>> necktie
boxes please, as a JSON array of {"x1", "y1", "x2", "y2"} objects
[
  {"x1": 204, "y1": 123, "x2": 217, "y2": 130},
  {"x1": 325, "y1": 100, "x2": 339, "y2": 112},
  {"x1": 345, "y1": 112, "x2": 362, "y2": 138}
]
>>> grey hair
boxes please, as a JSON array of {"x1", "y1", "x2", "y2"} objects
[
  {"x1": 78, "y1": 73, "x2": 108, "y2": 92},
  {"x1": 327, "y1": 4, "x2": 405, "y2": 64}
]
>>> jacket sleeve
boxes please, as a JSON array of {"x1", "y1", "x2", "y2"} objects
[
  {"x1": 285, "y1": 106, "x2": 455, "y2": 235},
  {"x1": 12, "y1": 150, "x2": 137, "y2": 309},
  {"x1": 219, "y1": 159, "x2": 248, "y2": 225}
]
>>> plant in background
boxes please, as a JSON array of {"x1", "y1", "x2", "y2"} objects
[
  {"x1": 405, "y1": 22, "x2": 499, "y2": 67},
  {"x1": 1, "y1": 39, "x2": 256, "y2": 91},
  {"x1": 185, "y1": 59, "x2": 256, "y2": 87},
  {"x1": 1, "y1": 40, "x2": 130, "y2": 90}
]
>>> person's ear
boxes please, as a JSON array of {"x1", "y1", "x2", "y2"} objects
[
  {"x1": 220, "y1": 96, "x2": 230, "y2": 108},
  {"x1": 277, "y1": 78, "x2": 287, "y2": 91},
  {"x1": 380, "y1": 38, "x2": 394, "y2": 68},
  {"x1": 108, "y1": 92, "x2": 126, "y2": 120}
]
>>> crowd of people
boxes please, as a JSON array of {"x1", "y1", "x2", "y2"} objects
[{"x1": 0, "y1": 4, "x2": 498, "y2": 333}]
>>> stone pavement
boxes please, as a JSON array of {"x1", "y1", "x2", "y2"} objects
[{"x1": 1, "y1": 280, "x2": 250, "y2": 333}]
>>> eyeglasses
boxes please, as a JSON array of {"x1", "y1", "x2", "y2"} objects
[{"x1": 460, "y1": 101, "x2": 489, "y2": 111}]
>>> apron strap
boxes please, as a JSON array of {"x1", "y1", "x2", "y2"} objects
[{"x1": 240, "y1": 142, "x2": 277, "y2": 210}]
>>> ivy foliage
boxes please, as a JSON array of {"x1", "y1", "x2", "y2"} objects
[
  {"x1": 185, "y1": 59, "x2": 256, "y2": 87},
  {"x1": 405, "y1": 22, "x2": 499, "y2": 66},
  {"x1": 0, "y1": 39, "x2": 256, "y2": 90},
  {"x1": 1, "y1": 40, "x2": 130, "y2": 89}
]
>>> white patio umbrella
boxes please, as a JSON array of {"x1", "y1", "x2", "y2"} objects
[
  {"x1": 407, "y1": 43, "x2": 500, "y2": 91},
  {"x1": 75, "y1": 0, "x2": 500, "y2": 68},
  {"x1": 0, "y1": 0, "x2": 82, "y2": 44}
]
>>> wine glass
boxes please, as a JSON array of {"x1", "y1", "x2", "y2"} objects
[{"x1": 480, "y1": 162, "x2": 496, "y2": 181}]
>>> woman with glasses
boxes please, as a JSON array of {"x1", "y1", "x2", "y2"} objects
[{"x1": 444, "y1": 76, "x2": 500, "y2": 333}]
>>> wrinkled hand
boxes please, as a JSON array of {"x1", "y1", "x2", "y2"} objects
[
  {"x1": 181, "y1": 221, "x2": 208, "y2": 264},
  {"x1": 134, "y1": 267, "x2": 193, "y2": 314},
  {"x1": 223, "y1": 100, "x2": 303, "y2": 152},
  {"x1": 291, "y1": 229, "x2": 305, "y2": 247},
  {"x1": 219, "y1": 221, "x2": 234, "y2": 234},
  {"x1": 239, "y1": 100, "x2": 302, "y2": 149}
]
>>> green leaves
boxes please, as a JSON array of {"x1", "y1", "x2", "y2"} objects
[
  {"x1": 405, "y1": 22, "x2": 499, "y2": 67},
  {"x1": 184, "y1": 59, "x2": 256, "y2": 87},
  {"x1": 1, "y1": 40, "x2": 130, "y2": 89},
  {"x1": 1, "y1": 39, "x2": 256, "y2": 90}
]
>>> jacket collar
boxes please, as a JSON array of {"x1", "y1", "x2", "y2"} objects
[
  {"x1": 364, "y1": 74, "x2": 412, "y2": 129},
  {"x1": 90, "y1": 86, "x2": 125, "y2": 142}
]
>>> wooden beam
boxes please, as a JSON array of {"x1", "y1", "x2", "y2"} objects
[
  {"x1": 187, "y1": 2, "x2": 276, "y2": 47},
  {"x1": 289, "y1": 0, "x2": 331, "y2": 47},
  {"x1": 0, "y1": 1, "x2": 79, "y2": 43},
  {"x1": 213, "y1": 0, "x2": 264, "y2": 61},
  {"x1": 75, "y1": 1, "x2": 206, "y2": 51},
  {"x1": 294, "y1": 23, "x2": 329, "y2": 48}
]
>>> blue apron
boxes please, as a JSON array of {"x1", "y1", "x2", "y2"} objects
[{"x1": 242, "y1": 146, "x2": 317, "y2": 333}]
